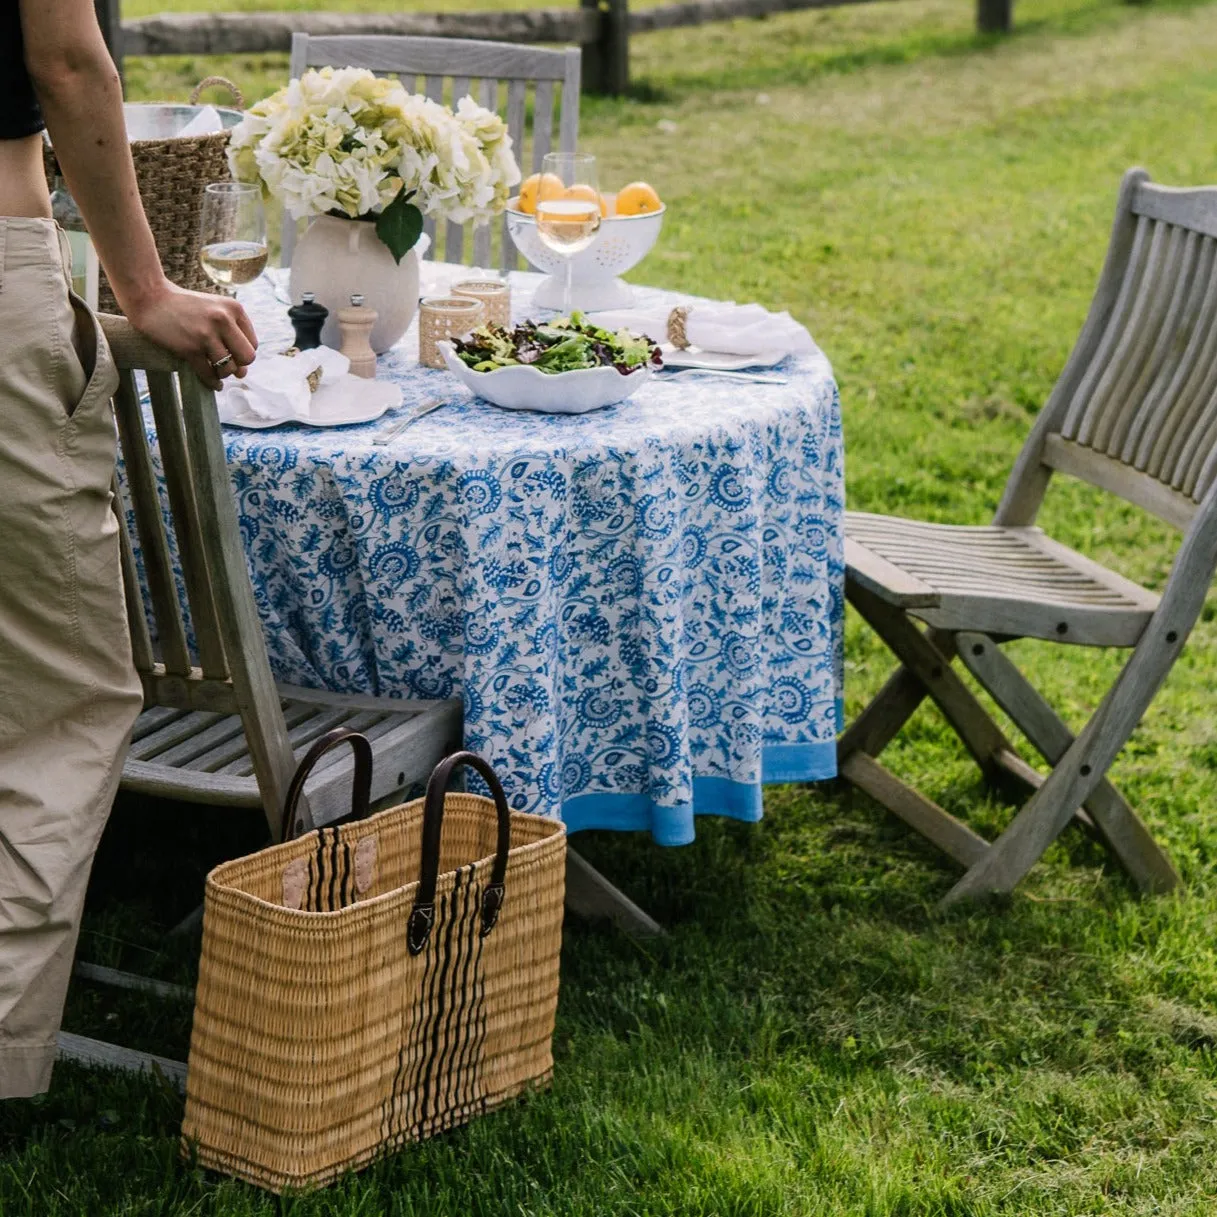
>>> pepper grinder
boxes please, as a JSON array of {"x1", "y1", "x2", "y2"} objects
[
  {"x1": 337, "y1": 294, "x2": 378, "y2": 379},
  {"x1": 287, "y1": 292, "x2": 328, "y2": 352}
]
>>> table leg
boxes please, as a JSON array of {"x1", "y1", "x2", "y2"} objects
[{"x1": 564, "y1": 848, "x2": 665, "y2": 936}]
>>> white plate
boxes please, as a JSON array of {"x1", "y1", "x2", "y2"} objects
[
  {"x1": 440, "y1": 342, "x2": 650, "y2": 414},
  {"x1": 660, "y1": 344, "x2": 789, "y2": 371},
  {"x1": 221, "y1": 376, "x2": 402, "y2": 429}
]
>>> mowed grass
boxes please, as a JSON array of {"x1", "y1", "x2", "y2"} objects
[{"x1": 6, "y1": 0, "x2": 1217, "y2": 1212}]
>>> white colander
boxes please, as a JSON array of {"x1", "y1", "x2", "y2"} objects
[{"x1": 505, "y1": 194, "x2": 665, "y2": 311}]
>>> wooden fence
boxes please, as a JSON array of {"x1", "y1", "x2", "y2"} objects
[{"x1": 98, "y1": 0, "x2": 1017, "y2": 97}]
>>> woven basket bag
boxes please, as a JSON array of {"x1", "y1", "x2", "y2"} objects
[
  {"x1": 44, "y1": 77, "x2": 242, "y2": 312},
  {"x1": 181, "y1": 731, "x2": 567, "y2": 1192}
]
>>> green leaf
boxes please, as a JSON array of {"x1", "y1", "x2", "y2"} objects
[{"x1": 375, "y1": 188, "x2": 424, "y2": 264}]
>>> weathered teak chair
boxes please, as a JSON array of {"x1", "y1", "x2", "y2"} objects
[
  {"x1": 282, "y1": 33, "x2": 582, "y2": 270},
  {"x1": 57, "y1": 318, "x2": 463, "y2": 1082},
  {"x1": 839, "y1": 168, "x2": 1217, "y2": 905},
  {"x1": 103, "y1": 315, "x2": 462, "y2": 841}
]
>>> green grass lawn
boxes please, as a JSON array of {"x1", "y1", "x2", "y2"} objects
[{"x1": 6, "y1": 0, "x2": 1217, "y2": 1211}]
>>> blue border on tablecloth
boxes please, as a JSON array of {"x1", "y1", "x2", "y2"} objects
[{"x1": 561, "y1": 736, "x2": 839, "y2": 847}]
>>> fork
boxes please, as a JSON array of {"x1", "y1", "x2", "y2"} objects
[
  {"x1": 660, "y1": 368, "x2": 788, "y2": 385},
  {"x1": 373, "y1": 398, "x2": 446, "y2": 444}
]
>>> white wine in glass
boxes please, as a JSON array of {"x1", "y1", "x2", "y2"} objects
[
  {"x1": 199, "y1": 182, "x2": 267, "y2": 295},
  {"x1": 199, "y1": 241, "x2": 268, "y2": 287},
  {"x1": 535, "y1": 153, "x2": 601, "y2": 315}
]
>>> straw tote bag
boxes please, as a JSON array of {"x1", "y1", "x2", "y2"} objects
[{"x1": 181, "y1": 730, "x2": 567, "y2": 1192}]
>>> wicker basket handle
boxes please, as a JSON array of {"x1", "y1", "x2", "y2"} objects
[
  {"x1": 190, "y1": 76, "x2": 245, "y2": 109},
  {"x1": 282, "y1": 727, "x2": 373, "y2": 841},
  {"x1": 407, "y1": 751, "x2": 511, "y2": 955}
]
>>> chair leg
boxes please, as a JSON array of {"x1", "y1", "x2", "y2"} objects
[
  {"x1": 838, "y1": 662, "x2": 933, "y2": 763},
  {"x1": 838, "y1": 593, "x2": 962, "y2": 765},
  {"x1": 943, "y1": 602, "x2": 1193, "y2": 904},
  {"x1": 838, "y1": 583, "x2": 1024, "y2": 868},
  {"x1": 957, "y1": 632, "x2": 1179, "y2": 894},
  {"x1": 565, "y1": 849, "x2": 665, "y2": 936},
  {"x1": 57, "y1": 1032, "x2": 187, "y2": 1092},
  {"x1": 839, "y1": 751, "x2": 990, "y2": 868},
  {"x1": 846, "y1": 585, "x2": 1019, "y2": 785}
]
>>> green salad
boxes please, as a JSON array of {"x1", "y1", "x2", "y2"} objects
[{"x1": 451, "y1": 312, "x2": 663, "y2": 376}]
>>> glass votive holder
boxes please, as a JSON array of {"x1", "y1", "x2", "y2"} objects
[
  {"x1": 451, "y1": 279, "x2": 511, "y2": 329},
  {"x1": 419, "y1": 296, "x2": 484, "y2": 369}
]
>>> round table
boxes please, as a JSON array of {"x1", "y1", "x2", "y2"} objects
[{"x1": 212, "y1": 269, "x2": 843, "y2": 845}]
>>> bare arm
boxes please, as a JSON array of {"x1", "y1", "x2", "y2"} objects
[{"x1": 20, "y1": 0, "x2": 257, "y2": 388}]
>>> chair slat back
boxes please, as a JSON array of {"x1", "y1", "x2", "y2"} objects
[
  {"x1": 472, "y1": 77, "x2": 499, "y2": 269},
  {"x1": 112, "y1": 368, "x2": 193, "y2": 677},
  {"x1": 283, "y1": 34, "x2": 582, "y2": 271},
  {"x1": 113, "y1": 472, "x2": 155, "y2": 673},
  {"x1": 145, "y1": 370, "x2": 230, "y2": 679},
  {"x1": 103, "y1": 317, "x2": 300, "y2": 832},
  {"x1": 1001, "y1": 171, "x2": 1217, "y2": 531}
]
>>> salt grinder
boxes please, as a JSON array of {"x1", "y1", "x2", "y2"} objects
[
  {"x1": 337, "y1": 293, "x2": 378, "y2": 379},
  {"x1": 287, "y1": 292, "x2": 328, "y2": 352}
]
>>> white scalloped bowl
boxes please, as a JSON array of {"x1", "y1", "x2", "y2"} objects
[
  {"x1": 440, "y1": 342, "x2": 651, "y2": 414},
  {"x1": 505, "y1": 195, "x2": 665, "y2": 311}
]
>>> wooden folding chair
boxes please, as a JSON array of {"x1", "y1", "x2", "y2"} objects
[
  {"x1": 57, "y1": 318, "x2": 463, "y2": 1081},
  {"x1": 103, "y1": 316, "x2": 463, "y2": 841},
  {"x1": 839, "y1": 168, "x2": 1217, "y2": 905}
]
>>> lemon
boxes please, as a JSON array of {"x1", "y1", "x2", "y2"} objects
[
  {"x1": 518, "y1": 172, "x2": 563, "y2": 215},
  {"x1": 615, "y1": 182, "x2": 662, "y2": 216},
  {"x1": 563, "y1": 184, "x2": 609, "y2": 217}
]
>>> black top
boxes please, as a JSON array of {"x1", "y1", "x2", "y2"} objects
[{"x1": 1, "y1": 2, "x2": 46, "y2": 140}]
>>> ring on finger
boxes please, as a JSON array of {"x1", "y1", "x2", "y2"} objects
[{"x1": 211, "y1": 353, "x2": 235, "y2": 373}]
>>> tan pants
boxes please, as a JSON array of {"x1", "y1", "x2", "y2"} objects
[{"x1": 0, "y1": 218, "x2": 143, "y2": 1098}]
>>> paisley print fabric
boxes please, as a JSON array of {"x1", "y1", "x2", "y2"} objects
[{"x1": 135, "y1": 270, "x2": 844, "y2": 845}]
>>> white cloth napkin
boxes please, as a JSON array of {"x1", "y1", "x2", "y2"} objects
[
  {"x1": 588, "y1": 301, "x2": 816, "y2": 358},
  {"x1": 177, "y1": 105, "x2": 224, "y2": 138},
  {"x1": 217, "y1": 347, "x2": 350, "y2": 423}
]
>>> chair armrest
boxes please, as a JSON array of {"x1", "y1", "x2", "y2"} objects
[{"x1": 97, "y1": 312, "x2": 190, "y2": 375}]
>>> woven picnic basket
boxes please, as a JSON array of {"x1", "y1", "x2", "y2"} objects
[
  {"x1": 181, "y1": 731, "x2": 566, "y2": 1192},
  {"x1": 44, "y1": 77, "x2": 243, "y2": 312}
]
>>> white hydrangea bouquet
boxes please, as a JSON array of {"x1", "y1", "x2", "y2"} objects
[{"x1": 228, "y1": 67, "x2": 521, "y2": 262}]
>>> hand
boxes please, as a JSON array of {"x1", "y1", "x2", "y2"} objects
[{"x1": 123, "y1": 279, "x2": 258, "y2": 390}]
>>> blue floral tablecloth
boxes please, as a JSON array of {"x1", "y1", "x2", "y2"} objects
[{"x1": 170, "y1": 269, "x2": 844, "y2": 845}]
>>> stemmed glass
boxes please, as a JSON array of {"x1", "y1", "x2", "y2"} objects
[
  {"x1": 198, "y1": 182, "x2": 268, "y2": 296},
  {"x1": 535, "y1": 152, "x2": 602, "y2": 316}
]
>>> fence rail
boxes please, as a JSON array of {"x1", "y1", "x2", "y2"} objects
[
  {"x1": 102, "y1": 0, "x2": 1013, "y2": 96},
  {"x1": 121, "y1": 7, "x2": 598, "y2": 55}
]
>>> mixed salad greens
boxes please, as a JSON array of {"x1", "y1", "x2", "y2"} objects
[{"x1": 451, "y1": 312, "x2": 663, "y2": 376}]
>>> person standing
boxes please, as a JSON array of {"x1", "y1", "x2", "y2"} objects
[{"x1": 0, "y1": 0, "x2": 258, "y2": 1098}]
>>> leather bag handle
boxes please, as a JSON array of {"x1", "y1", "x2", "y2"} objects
[
  {"x1": 281, "y1": 727, "x2": 373, "y2": 841},
  {"x1": 407, "y1": 751, "x2": 511, "y2": 955}
]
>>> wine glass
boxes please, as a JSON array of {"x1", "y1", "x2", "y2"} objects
[
  {"x1": 535, "y1": 152, "x2": 602, "y2": 317},
  {"x1": 199, "y1": 182, "x2": 267, "y2": 296}
]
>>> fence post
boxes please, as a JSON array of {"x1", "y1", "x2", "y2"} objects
[
  {"x1": 95, "y1": 0, "x2": 124, "y2": 88},
  {"x1": 976, "y1": 0, "x2": 1012, "y2": 32},
  {"x1": 580, "y1": 0, "x2": 605, "y2": 93},
  {"x1": 602, "y1": 0, "x2": 629, "y2": 96},
  {"x1": 582, "y1": 0, "x2": 630, "y2": 96}
]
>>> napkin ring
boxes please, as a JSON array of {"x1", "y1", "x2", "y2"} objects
[
  {"x1": 282, "y1": 346, "x2": 324, "y2": 392},
  {"x1": 666, "y1": 307, "x2": 691, "y2": 349}
]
